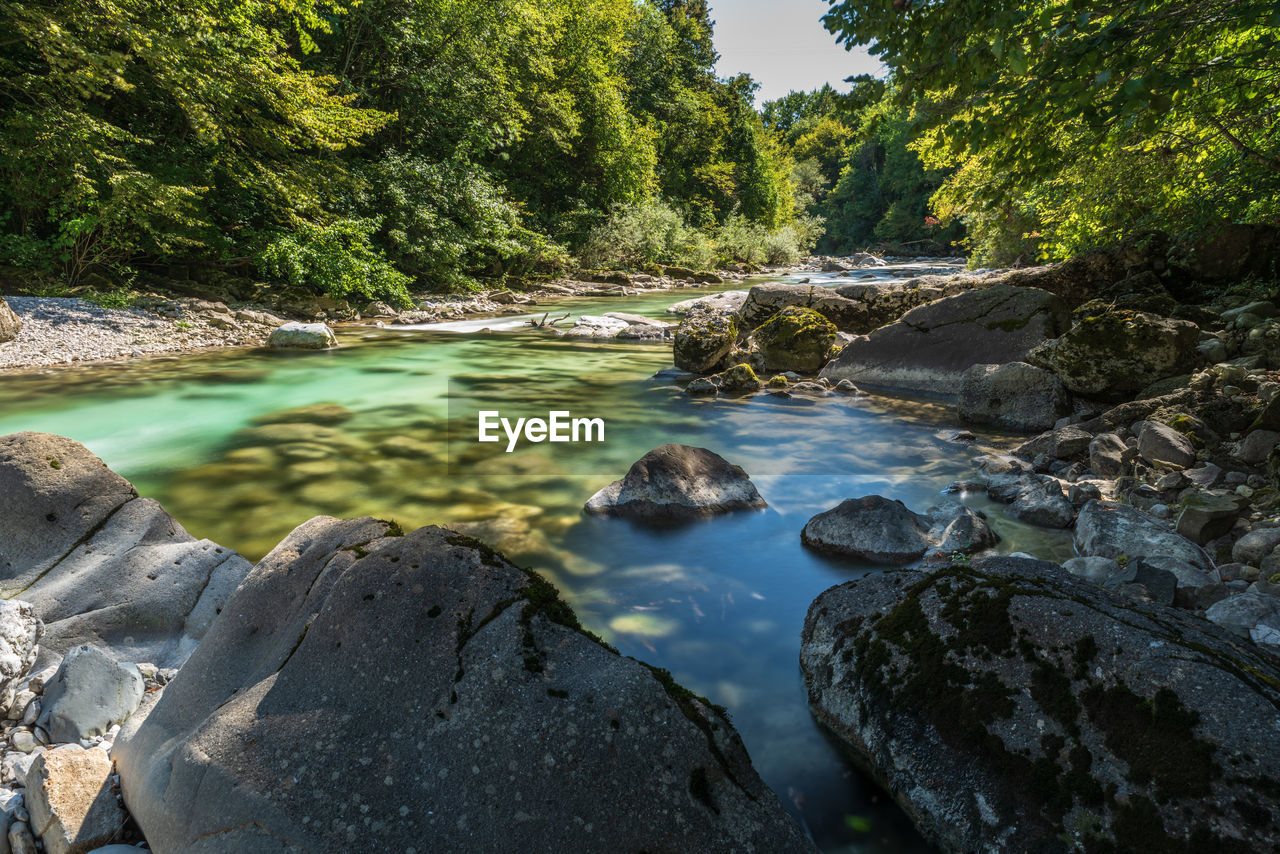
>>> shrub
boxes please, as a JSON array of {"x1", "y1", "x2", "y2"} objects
[{"x1": 257, "y1": 219, "x2": 413, "y2": 308}]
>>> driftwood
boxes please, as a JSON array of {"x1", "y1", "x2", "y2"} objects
[{"x1": 526, "y1": 312, "x2": 571, "y2": 329}]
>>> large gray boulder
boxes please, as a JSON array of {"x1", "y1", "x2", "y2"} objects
[
  {"x1": 0, "y1": 432, "x2": 252, "y2": 668},
  {"x1": 800, "y1": 496, "x2": 997, "y2": 563},
  {"x1": 585, "y1": 444, "x2": 766, "y2": 520},
  {"x1": 820, "y1": 285, "x2": 1070, "y2": 395},
  {"x1": 0, "y1": 297, "x2": 20, "y2": 343},
  {"x1": 37, "y1": 644, "x2": 144, "y2": 743},
  {"x1": 114, "y1": 519, "x2": 812, "y2": 853},
  {"x1": 958, "y1": 362, "x2": 1071, "y2": 432},
  {"x1": 738, "y1": 283, "x2": 866, "y2": 330},
  {"x1": 1136, "y1": 421, "x2": 1197, "y2": 469},
  {"x1": 267, "y1": 321, "x2": 337, "y2": 349},
  {"x1": 1027, "y1": 310, "x2": 1200, "y2": 400},
  {"x1": 801, "y1": 556, "x2": 1280, "y2": 853},
  {"x1": 1075, "y1": 500, "x2": 1217, "y2": 594}
]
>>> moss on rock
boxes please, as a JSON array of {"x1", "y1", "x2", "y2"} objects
[{"x1": 753, "y1": 306, "x2": 836, "y2": 373}]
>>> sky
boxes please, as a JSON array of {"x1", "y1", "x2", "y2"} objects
[{"x1": 710, "y1": 0, "x2": 884, "y2": 104}]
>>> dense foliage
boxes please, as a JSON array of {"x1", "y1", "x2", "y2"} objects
[
  {"x1": 823, "y1": 0, "x2": 1280, "y2": 265},
  {"x1": 0, "y1": 0, "x2": 802, "y2": 301}
]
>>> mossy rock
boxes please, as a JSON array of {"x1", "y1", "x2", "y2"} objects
[
  {"x1": 672, "y1": 312, "x2": 737, "y2": 374},
  {"x1": 753, "y1": 306, "x2": 836, "y2": 373},
  {"x1": 719, "y1": 363, "x2": 761, "y2": 393}
]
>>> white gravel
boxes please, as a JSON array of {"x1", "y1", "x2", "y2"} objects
[{"x1": 0, "y1": 297, "x2": 279, "y2": 371}]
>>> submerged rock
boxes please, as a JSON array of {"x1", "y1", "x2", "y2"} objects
[
  {"x1": 114, "y1": 520, "x2": 811, "y2": 852},
  {"x1": 958, "y1": 362, "x2": 1070, "y2": 432},
  {"x1": 267, "y1": 321, "x2": 338, "y2": 349},
  {"x1": 584, "y1": 444, "x2": 766, "y2": 520},
  {"x1": 801, "y1": 556, "x2": 1280, "y2": 853},
  {"x1": 0, "y1": 432, "x2": 252, "y2": 668},
  {"x1": 820, "y1": 285, "x2": 1070, "y2": 395},
  {"x1": 800, "y1": 495, "x2": 996, "y2": 564}
]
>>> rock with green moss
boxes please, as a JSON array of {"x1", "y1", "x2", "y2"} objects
[
  {"x1": 673, "y1": 311, "x2": 737, "y2": 374},
  {"x1": 753, "y1": 307, "x2": 837, "y2": 373},
  {"x1": 116, "y1": 518, "x2": 812, "y2": 852},
  {"x1": 821, "y1": 285, "x2": 1071, "y2": 395},
  {"x1": 718, "y1": 363, "x2": 761, "y2": 392},
  {"x1": 1027, "y1": 310, "x2": 1200, "y2": 400},
  {"x1": 0, "y1": 297, "x2": 21, "y2": 343},
  {"x1": 801, "y1": 555, "x2": 1280, "y2": 854}
]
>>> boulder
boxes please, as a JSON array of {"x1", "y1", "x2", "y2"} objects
[
  {"x1": 820, "y1": 285, "x2": 1070, "y2": 396},
  {"x1": 753, "y1": 307, "x2": 837, "y2": 373},
  {"x1": 1048, "y1": 424, "x2": 1093, "y2": 460},
  {"x1": 668, "y1": 290, "x2": 748, "y2": 318},
  {"x1": 1027, "y1": 310, "x2": 1200, "y2": 400},
  {"x1": 1236, "y1": 429, "x2": 1280, "y2": 465},
  {"x1": 584, "y1": 444, "x2": 766, "y2": 520},
  {"x1": 0, "y1": 297, "x2": 20, "y2": 344},
  {"x1": 1206, "y1": 590, "x2": 1280, "y2": 649},
  {"x1": 1136, "y1": 422, "x2": 1197, "y2": 469},
  {"x1": 267, "y1": 321, "x2": 338, "y2": 349},
  {"x1": 1062, "y1": 556, "x2": 1129, "y2": 587},
  {"x1": 114, "y1": 520, "x2": 812, "y2": 853},
  {"x1": 1088, "y1": 433, "x2": 1131, "y2": 478},
  {"x1": 27, "y1": 745, "x2": 123, "y2": 854},
  {"x1": 958, "y1": 362, "x2": 1070, "y2": 432},
  {"x1": 1175, "y1": 494, "x2": 1244, "y2": 546},
  {"x1": 37, "y1": 645, "x2": 144, "y2": 744},
  {"x1": 1075, "y1": 500, "x2": 1216, "y2": 594},
  {"x1": 738, "y1": 283, "x2": 865, "y2": 330},
  {"x1": 1006, "y1": 478, "x2": 1074, "y2": 528},
  {"x1": 800, "y1": 556, "x2": 1280, "y2": 853},
  {"x1": 718, "y1": 363, "x2": 761, "y2": 393},
  {"x1": 0, "y1": 601, "x2": 41, "y2": 699},
  {"x1": 0, "y1": 433, "x2": 252, "y2": 668},
  {"x1": 800, "y1": 496, "x2": 996, "y2": 563},
  {"x1": 673, "y1": 312, "x2": 737, "y2": 374},
  {"x1": 1242, "y1": 319, "x2": 1280, "y2": 369},
  {"x1": 1233, "y1": 526, "x2": 1280, "y2": 565}
]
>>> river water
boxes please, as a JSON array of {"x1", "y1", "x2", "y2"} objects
[{"x1": 0, "y1": 265, "x2": 1074, "y2": 851}]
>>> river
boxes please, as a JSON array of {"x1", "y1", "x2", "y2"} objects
[{"x1": 0, "y1": 264, "x2": 1075, "y2": 851}]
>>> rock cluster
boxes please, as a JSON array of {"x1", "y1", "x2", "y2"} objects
[{"x1": 800, "y1": 496, "x2": 997, "y2": 563}]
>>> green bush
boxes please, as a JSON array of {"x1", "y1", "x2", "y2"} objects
[{"x1": 257, "y1": 219, "x2": 413, "y2": 308}]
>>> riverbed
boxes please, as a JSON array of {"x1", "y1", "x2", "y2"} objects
[{"x1": 0, "y1": 263, "x2": 1076, "y2": 852}]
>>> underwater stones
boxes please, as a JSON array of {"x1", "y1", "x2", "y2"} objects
[
  {"x1": 738, "y1": 283, "x2": 865, "y2": 330},
  {"x1": 0, "y1": 433, "x2": 251, "y2": 668},
  {"x1": 1136, "y1": 421, "x2": 1197, "y2": 469},
  {"x1": 0, "y1": 298, "x2": 20, "y2": 343},
  {"x1": 820, "y1": 285, "x2": 1070, "y2": 395},
  {"x1": 958, "y1": 362, "x2": 1070, "y2": 432},
  {"x1": 114, "y1": 520, "x2": 812, "y2": 853},
  {"x1": 753, "y1": 306, "x2": 837, "y2": 373},
  {"x1": 1027, "y1": 310, "x2": 1199, "y2": 400},
  {"x1": 673, "y1": 311, "x2": 737, "y2": 374},
  {"x1": 584, "y1": 444, "x2": 766, "y2": 520},
  {"x1": 267, "y1": 321, "x2": 338, "y2": 349},
  {"x1": 800, "y1": 496, "x2": 996, "y2": 564},
  {"x1": 249, "y1": 403, "x2": 354, "y2": 426},
  {"x1": 800, "y1": 555, "x2": 1280, "y2": 854}
]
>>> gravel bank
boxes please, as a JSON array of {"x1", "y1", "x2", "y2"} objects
[{"x1": 0, "y1": 297, "x2": 281, "y2": 371}]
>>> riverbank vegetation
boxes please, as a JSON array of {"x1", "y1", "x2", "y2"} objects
[{"x1": 0, "y1": 0, "x2": 805, "y2": 304}]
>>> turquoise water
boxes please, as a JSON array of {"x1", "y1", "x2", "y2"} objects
[{"x1": 0, "y1": 270, "x2": 1074, "y2": 851}]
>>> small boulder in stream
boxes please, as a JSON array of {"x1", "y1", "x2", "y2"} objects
[
  {"x1": 801, "y1": 495, "x2": 997, "y2": 564},
  {"x1": 584, "y1": 444, "x2": 766, "y2": 520},
  {"x1": 267, "y1": 321, "x2": 338, "y2": 349},
  {"x1": 801, "y1": 556, "x2": 1280, "y2": 853},
  {"x1": 114, "y1": 519, "x2": 812, "y2": 853}
]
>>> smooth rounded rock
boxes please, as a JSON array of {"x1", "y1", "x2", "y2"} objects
[
  {"x1": 584, "y1": 444, "x2": 766, "y2": 520},
  {"x1": 267, "y1": 321, "x2": 338, "y2": 350}
]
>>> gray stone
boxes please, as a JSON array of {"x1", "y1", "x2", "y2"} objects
[
  {"x1": 1233, "y1": 527, "x2": 1280, "y2": 566},
  {"x1": 1175, "y1": 494, "x2": 1244, "y2": 545},
  {"x1": 801, "y1": 496, "x2": 996, "y2": 563},
  {"x1": 0, "y1": 298, "x2": 20, "y2": 344},
  {"x1": 957, "y1": 362, "x2": 1070, "y2": 432},
  {"x1": 0, "y1": 602, "x2": 40, "y2": 699},
  {"x1": 27, "y1": 746, "x2": 122, "y2": 854},
  {"x1": 800, "y1": 556, "x2": 1280, "y2": 854},
  {"x1": 584, "y1": 444, "x2": 766, "y2": 520},
  {"x1": 1237, "y1": 429, "x2": 1280, "y2": 465},
  {"x1": 1075, "y1": 500, "x2": 1215, "y2": 580},
  {"x1": 267, "y1": 321, "x2": 337, "y2": 349},
  {"x1": 8, "y1": 820, "x2": 36, "y2": 854},
  {"x1": 668, "y1": 290, "x2": 748, "y2": 318},
  {"x1": 0, "y1": 433, "x2": 252, "y2": 668},
  {"x1": 819, "y1": 285, "x2": 1070, "y2": 395},
  {"x1": 37, "y1": 646, "x2": 144, "y2": 744},
  {"x1": 1137, "y1": 422, "x2": 1197, "y2": 469},
  {"x1": 1062, "y1": 556, "x2": 1130, "y2": 587},
  {"x1": 738, "y1": 283, "x2": 865, "y2": 330},
  {"x1": 1028, "y1": 311, "x2": 1201, "y2": 400},
  {"x1": 1049, "y1": 424, "x2": 1093, "y2": 460},
  {"x1": 1206, "y1": 591, "x2": 1280, "y2": 649},
  {"x1": 114, "y1": 521, "x2": 812, "y2": 853},
  {"x1": 1184, "y1": 463, "x2": 1224, "y2": 488},
  {"x1": 1005, "y1": 478, "x2": 1075, "y2": 528},
  {"x1": 1088, "y1": 432, "x2": 1131, "y2": 477},
  {"x1": 673, "y1": 312, "x2": 737, "y2": 374}
]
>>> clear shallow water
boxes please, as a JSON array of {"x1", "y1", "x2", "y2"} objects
[{"x1": 0, "y1": 267, "x2": 1074, "y2": 852}]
